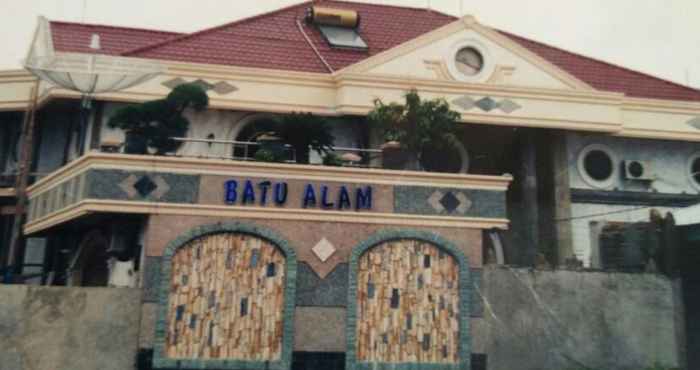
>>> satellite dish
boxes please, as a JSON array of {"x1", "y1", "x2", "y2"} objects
[
  {"x1": 24, "y1": 51, "x2": 165, "y2": 94},
  {"x1": 22, "y1": 16, "x2": 166, "y2": 154}
]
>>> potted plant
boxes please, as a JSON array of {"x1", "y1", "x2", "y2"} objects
[
  {"x1": 368, "y1": 89, "x2": 461, "y2": 171},
  {"x1": 277, "y1": 112, "x2": 335, "y2": 164},
  {"x1": 108, "y1": 83, "x2": 209, "y2": 155}
]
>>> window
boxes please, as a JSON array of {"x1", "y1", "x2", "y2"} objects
[
  {"x1": 577, "y1": 144, "x2": 617, "y2": 189},
  {"x1": 318, "y1": 25, "x2": 367, "y2": 49},
  {"x1": 687, "y1": 152, "x2": 700, "y2": 191}
]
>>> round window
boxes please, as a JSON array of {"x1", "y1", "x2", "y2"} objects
[
  {"x1": 455, "y1": 47, "x2": 484, "y2": 77},
  {"x1": 686, "y1": 152, "x2": 700, "y2": 191},
  {"x1": 577, "y1": 144, "x2": 617, "y2": 189}
]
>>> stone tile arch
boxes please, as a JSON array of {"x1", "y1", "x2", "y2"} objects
[
  {"x1": 346, "y1": 229, "x2": 471, "y2": 370},
  {"x1": 153, "y1": 222, "x2": 297, "y2": 370}
]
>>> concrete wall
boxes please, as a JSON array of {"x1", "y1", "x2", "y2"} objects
[
  {"x1": 0, "y1": 285, "x2": 141, "y2": 370},
  {"x1": 474, "y1": 267, "x2": 684, "y2": 370}
]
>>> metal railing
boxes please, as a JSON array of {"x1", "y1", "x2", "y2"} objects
[{"x1": 169, "y1": 137, "x2": 382, "y2": 168}]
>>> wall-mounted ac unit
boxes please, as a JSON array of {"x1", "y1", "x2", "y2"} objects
[{"x1": 623, "y1": 160, "x2": 655, "y2": 180}]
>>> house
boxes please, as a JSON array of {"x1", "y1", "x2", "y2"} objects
[{"x1": 0, "y1": 1, "x2": 698, "y2": 369}]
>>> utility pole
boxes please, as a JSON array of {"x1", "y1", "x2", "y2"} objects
[{"x1": 5, "y1": 82, "x2": 39, "y2": 283}]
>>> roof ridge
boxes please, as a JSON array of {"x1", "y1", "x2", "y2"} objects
[
  {"x1": 498, "y1": 29, "x2": 700, "y2": 96},
  {"x1": 121, "y1": 1, "x2": 313, "y2": 57},
  {"x1": 49, "y1": 20, "x2": 182, "y2": 36}
]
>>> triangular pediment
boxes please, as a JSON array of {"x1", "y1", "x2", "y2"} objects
[{"x1": 338, "y1": 16, "x2": 593, "y2": 91}]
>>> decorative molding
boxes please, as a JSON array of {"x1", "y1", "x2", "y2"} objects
[
  {"x1": 161, "y1": 77, "x2": 239, "y2": 95},
  {"x1": 153, "y1": 222, "x2": 298, "y2": 370},
  {"x1": 423, "y1": 60, "x2": 454, "y2": 81},
  {"x1": 345, "y1": 229, "x2": 471, "y2": 370},
  {"x1": 485, "y1": 65, "x2": 516, "y2": 84},
  {"x1": 452, "y1": 95, "x2": 522, "y2": 113},
  {"x1": 687, "y1": 117, "x2": 700, "y2": 130},
  {"x1": 570, "y1": 188, "x2": 700, "y2": 207},
  {"x1": 27, "y1": 153, "x2": 513, "y2": 196},
  {"x1": 395, "y1": 186, "x2": 506, "y2": 219},
  {"x1": 24, "y1": 199, "x2": 511, "y2": 235}
]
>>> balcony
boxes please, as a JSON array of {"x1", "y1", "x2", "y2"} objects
[{"x1": 24, "y1": 152, "x2": 512, "y2": 235}]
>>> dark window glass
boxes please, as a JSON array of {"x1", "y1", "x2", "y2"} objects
[{"x1": 584, "y1": 149, "x2": 613, "y2": 181}]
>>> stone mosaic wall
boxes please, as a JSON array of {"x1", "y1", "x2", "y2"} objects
[
  {"x1": 355, "y1": 239, "x2": 460, "y2": 364},
  {"x1": 166, "y1": 233, "x2": 286, "y2": 361}
]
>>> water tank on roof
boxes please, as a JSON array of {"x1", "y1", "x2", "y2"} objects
[{"x1": 306, "y1": 6, "x2": 360, "y2": 29}]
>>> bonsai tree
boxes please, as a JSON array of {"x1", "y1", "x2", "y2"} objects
[
  {"x1": 367, "y1": 89, "x2": 461, "y2": 170},
  {"x1": 277, "y1": 112, "x2": 334, "y2": 164},
  {"x1": 108, "y1": 83, "x2": 209, "y2": 154}
]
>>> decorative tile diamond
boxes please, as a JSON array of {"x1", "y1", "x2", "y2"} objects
[
  {"x1": 455, "y1": 192, "x2": 472, "y2": 214},
  {"x1": 212, "y1": 81, "x2": 238, "y2": 95},
  {"x1": 475, "y1": 97, "x2": 499, "y2": 112},
  {"x1": 498, "y1": 99, "x2": 522, "y2": 113},
  {"x1": 439, "y1": 192, "x2": 460, "y2": 213},
  {"x1": 453, "y1": 95, "x2": 522, "y2": 114},
  {"x1": 191, "y1": 79, "x2": 214, "y2": 91},
  {"x1": 118, "y1": 174, "x2": 139, "y2": 198},
  {"x1": 428, "y1": 190, "x2": 445, "y2": 212},
  {"x1": 312, "y1": 237, "x2": 336, "y2": 262},
  {"x1": 161, "y1": 77, "x2": 186, "y2": 89},
  {"x1": 151, "y1": 175, "x2": 171, "y2": 199},
  {"x1": 427, "y1": 189, "x2": 472, "y2": 214},
  {"x1": 687, "y1": 117, "x2": 700, "y2": 130},
  {"x1": 134, "y1": 176, "x2": 157, "y2": 197},
  {"x1": 452, "y1": 96, "x2": 475, "y2": 110}
]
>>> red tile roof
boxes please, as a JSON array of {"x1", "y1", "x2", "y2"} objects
[
  {"x1": 500, "y1": 30, "x2": 700, "y2": 102},
  {"x1": 49, "y1": 0, "x2": 700, "y2": 102},
  {"x1": 50, "y1": 21, "x2": 181, "y2": 55}
]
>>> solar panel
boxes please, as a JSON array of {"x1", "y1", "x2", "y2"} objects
[{"x1": 318, "y1": 25, "x2": 368, "y2": 49}]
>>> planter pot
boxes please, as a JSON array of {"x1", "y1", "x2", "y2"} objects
[
  {"x1": 381, "y1": 146, "x2": 421, "y2": 171},
  {"x1": 123, "y1": 131, "x2": 148, "y2": 154}
]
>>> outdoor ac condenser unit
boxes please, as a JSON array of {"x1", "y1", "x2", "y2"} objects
[{"x1": 623, "y1": 160, "x2": 655, "y2": 181}]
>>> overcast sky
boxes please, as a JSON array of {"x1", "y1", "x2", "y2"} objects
[{"x1": 2, "y1": 0, "x2": 699, "y2": 89}]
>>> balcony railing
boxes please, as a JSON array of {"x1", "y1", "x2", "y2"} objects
[{"x1": 169, "y1": 137, "x2": 382, "y2": 168}]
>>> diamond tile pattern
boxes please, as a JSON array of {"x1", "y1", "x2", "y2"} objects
[
  {"x1": 162, "y1": 78, "x2": 237, "y2": 95},
  {"x1": 452, "y1": 95, "x2": 522, "y2": 114},
  {"x1": 312, "y1": 237, "x2": 336, "y2": 262},
  {"x1": 134, "y1": 176, "x2": 158, "y2": 197},
  {"x1": 212, "y1": 81, "x2": 238, "y2": 95},
  {"x1": 162, "y1": 77, "x2": 186, "y2": 89},
  {"x1": 191, "y1": 79, "x2": 214, "y2": 91},
  {"x1": 475, "y1": 97, "x2": 498, "y2": 112},
  {"x1": 498, "y1": 99, "x2": 522, "y2": 114},
  {"x1": 439, "y1": 192, "x2": 460, "y2": 213},
  {"x1": 428, "y1": 190, "x2": 472, "y2": 214}
]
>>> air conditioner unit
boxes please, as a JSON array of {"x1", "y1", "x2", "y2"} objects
[{"x1": 623, "y1": 160, "x2": 655, "y2": 180}]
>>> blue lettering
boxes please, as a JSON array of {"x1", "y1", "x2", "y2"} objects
[
  {"x1": 337, "y1": 186, "x2": 351, "y2": 210},
  {"x1": 274, "y1": 183, "x2": 288, "y2": 205},
  {"x1": 258, "y1": 181, "x2": 271, "y2": 205},
  {"x1": 320, "y1": 185, "x2": 334, "y2": 209},
  {"x1": 224, "y1": 180, "x2": 238, "y2": 204},
  {"x1": 356, "y1": 186, "x2": 372, "y2": 210},
  {"x1": 242, "y1": 180, "x2": 256, "y2": 204},
  {"x1": 302, "y1": 184, "x2": 316, "y2": 208}
]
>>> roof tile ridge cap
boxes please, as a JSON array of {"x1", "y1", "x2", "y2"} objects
[
  {"x1": 325, "y1": 0, "x2": 457, "y2": 18},
  {"x1": 121, "y1": 0, "x2": 313, "y2": 56},
  {"x1": 498, "y1": 29, "x2": 700, "y2": 95},
  {"x1": 49, "y1": 19, "x2": 182, "y2": 35}
]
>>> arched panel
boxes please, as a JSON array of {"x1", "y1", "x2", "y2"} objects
[
  {"x1": 347, "y1": 230, "x2": 471, "y2": 370},
  {"x1": 166, "y1": 233, "x2": 286, "y2": 360},
  {"x1": 153, "y1": 222, "x2": 297, "y2": 370}
]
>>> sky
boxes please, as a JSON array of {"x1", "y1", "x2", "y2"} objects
[{"x1": 2, "y1": 0, "x2": 699, "y2": 89}]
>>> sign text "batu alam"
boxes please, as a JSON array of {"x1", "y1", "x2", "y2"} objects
[{"x1": 224, "y1": 179, "x2": 372, "y2": 211}]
